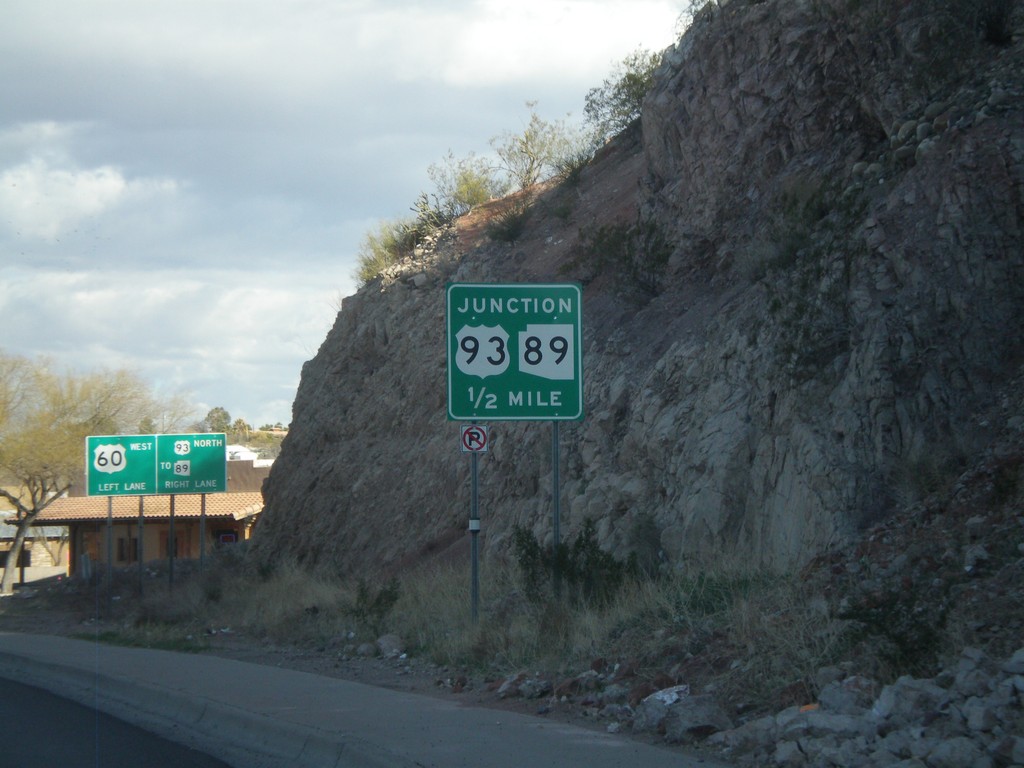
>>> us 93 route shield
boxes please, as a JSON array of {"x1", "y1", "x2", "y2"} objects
[{"x1": 446, "y1": 283, "x2": 583, "y2": 421}]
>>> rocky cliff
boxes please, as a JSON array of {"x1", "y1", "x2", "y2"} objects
[{"x1": 253, "y1": 0, "x2": 1023, "y2": 577}]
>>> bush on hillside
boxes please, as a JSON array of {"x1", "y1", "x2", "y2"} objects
[
  {"x1": 512, "y1": 518, "x2": 633, "y2": 607},
  {"x1": 353, "y1": 218, "x2": 417, "y2": 286},
  {"x1": 427, "y1": 150, "x2": 507, "y2": 217},
  {"x1": 491, "y1": 103, "x2": 592, "y2": 190},
  {"x1": 353, "y1": 193, "x2": 454, "y2": 286},
  {"x1": 584, "y1": 47, "x2": 662, "y2": 143}
]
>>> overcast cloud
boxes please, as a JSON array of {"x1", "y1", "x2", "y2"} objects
[{"x1": 1, "y1": 0, "x2": 681, "y2": 429}]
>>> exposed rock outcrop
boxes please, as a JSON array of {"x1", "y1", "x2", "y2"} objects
[
  {"x1": 707, "y1": 646, "x2": 1024, "y2": 767},
  {"x1": 254, "y1": 0, "x2": 1024, "y2": 576}
]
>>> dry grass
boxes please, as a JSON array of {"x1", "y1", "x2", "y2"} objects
[
  {"x1": 120, "y1": 558, "x2": 363, "y2": 647},
  {"x1": 106, "y1": 552, "x2": 850, "y2": 714},
  {"x1": 388, "y1": 560, "x2": 850, "y2": 708}
]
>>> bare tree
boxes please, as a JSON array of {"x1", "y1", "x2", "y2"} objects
[
  {"x1": 0, "y1": 351, "x2": 165, "y2": 592},
  {"x1": 491, "y1": 102, "x2": 585, "y2": 190}
]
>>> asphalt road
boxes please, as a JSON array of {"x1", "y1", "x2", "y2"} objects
[
  {"x1": 0, "y1": 632, "x2": 733, "y2": 768},
  {"x1": 0, "y1": 677, "x2": 231, "y2": 768}
]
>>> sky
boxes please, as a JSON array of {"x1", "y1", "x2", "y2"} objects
[{"x1": 1, "y1": 0, "x2": 682, "y2": 430}]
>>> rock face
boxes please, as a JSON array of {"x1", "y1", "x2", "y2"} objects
[{"x1": 254, "y1": 0, "x2": 1024, "y2": 576}]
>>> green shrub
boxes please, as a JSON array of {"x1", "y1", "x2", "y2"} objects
[
  {"x1": 491, "y1": 103, "x2": 591, "y2": 190},
  {"x1": 350, "y1": 577, "x2": 401, "y2": 636},
  {"x1": 78, "y1": 629, "x2": 208, "y2": 653},
  {"x1": 427, "y1": 151, "x2": 507, "y2": 217},
  {"x1": 838, "y1": 586, "x2": 947, "y2": 675},
  {"x1": 512, "y1": 519, "x2": 632, "y2": 607},
  {"x1": 569, "y1": 218, "x2": 671, "y2": 294},
  {"x1": 353, "y1": 218, "x2": 418, "y2": 286},
  {"x1": 485, "y1": 198, "x2": 531, "y2": 243},
  {"x1": 410, "y1": 192, "x2": 452, "y2": 232},
  {"x1": 976, "y1": 0, "x2": 1016, "y2": 44},
  {"x1": 552, "y1": 145, "x2": 595, "y2": 187},
  {"x1": 627, "y1": 512, "x2": 663, "y2": 578},
  {"x1": 584, "y1": 47, "x2": 662, "y2": 143},
  {"x1": 353, "y1": 193, "x2": 454, "y2": 286}
]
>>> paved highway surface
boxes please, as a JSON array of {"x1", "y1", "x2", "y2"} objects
[
  {"x1": 0, "y1": 677, "x2": 230, "y2": 768},
  {"x1": 0, "y1": 633, "x2": 732, "y2": 768}
]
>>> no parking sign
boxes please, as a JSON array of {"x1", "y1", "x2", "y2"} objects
[{"x1": 460, "y1": 424, "x2": 489, "y2": 453}]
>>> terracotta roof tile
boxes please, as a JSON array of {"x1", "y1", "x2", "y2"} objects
[{"x1": 33, "y1": 492, "x2": 263, "y2": 524}]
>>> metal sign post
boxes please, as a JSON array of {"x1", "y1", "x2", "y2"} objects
[
  {"x1": 137, "y1": 497, "x2": 145, "y2": 595},
  {"x1": 446, "y1": 283, "x2": 584, "y2": 609},
  {"x1": 552, "y1": 421, "x2": 561, "y2": 599},
  {"x1": 106, "y1": 497, "x2": 113, "y2": 613},
  {"x1": 470, "y1": 450, "x2": 480, "y2": 623},
  {"x1": 461, "y1": 424, "x2": 488, "y2": 622},
  {"x1": 169, "y1": 495, "x2": 176, "y2": 587},
  {"x1": 200, "y1": 494, "x2": 207, "y2": 574}
]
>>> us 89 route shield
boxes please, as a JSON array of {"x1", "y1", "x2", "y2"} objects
[{"x1": 446, "y1": 283, "x2": 583, "y2": 421}]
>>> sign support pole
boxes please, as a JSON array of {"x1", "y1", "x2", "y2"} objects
[
  {"x1": 137, "y1": 496, "x2": 144, "y2": 596},
  {"x1": 552, "y1": 421, "x2": 561, "y2": 599},
  {"x1": 200, "y1": 493, "x2": 207, "y2": 574},
  {"x1": 106, "y1": 496, "x2": 113, "y2": 613},
  {"x1": 17, "y1": 510, "x2": 24, "y2": 587},
  {"x1": 470, "y1": 431, "x2": 480, "y2": 623},
  {"x1": 168, "y1": 495, "x2": 176, "y2": 587}
]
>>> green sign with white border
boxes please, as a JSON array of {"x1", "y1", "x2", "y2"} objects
[
  {"x1": 446, "y1": 283, "x2": 583, "y2": 421},
  {"x1": 86, "y1": 435, "x2": 158, "y2": 496},
  {"x1": 85, "y1": 433, "x2": 227, "y2": 496},
  {"x1": 156, "y1": 433, "x2": 228, "y2": 494}
]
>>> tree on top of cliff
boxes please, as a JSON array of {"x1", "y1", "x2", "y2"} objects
[
  {"x1": 490, "y1": 102, "x2": 590, "y2": 190},
  {"x1": 584, "y1": 47, "x2": 663, "y2": 142},
  {"x1": 427, "y1": 150, "x2": 507, "y2": 219}
]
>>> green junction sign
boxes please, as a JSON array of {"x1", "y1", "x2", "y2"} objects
[
  {"x1": 86, "y1": 433, "x2": 227, "y2": 496},
  {"x1": 446, "y1": 283, "x2": 583, "y2": 421}
]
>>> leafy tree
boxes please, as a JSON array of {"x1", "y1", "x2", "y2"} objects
[
  {"x1": 202, "y1": 406, "x2": 231, "y2": 434},
  {"x1": 491, "y1": 102, "x2": 586, "y2": 190},
  {"x1": 584, "y1": 47, "x2": 663, "y2": 143},
  {"x1": 230, "y1": 418, "x2": 252, "y2": 441},
  {"x1": 0, "y1": 351, "x2": 166, "y2": 592}
]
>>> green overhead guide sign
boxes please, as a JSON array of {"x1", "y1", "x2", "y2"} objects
[
  {"x1": 446, "y1": 283, "x2": 583, "y2": 421},
  {"x1": 85, "y1": 433, "x2": 227, "y2": 496}
]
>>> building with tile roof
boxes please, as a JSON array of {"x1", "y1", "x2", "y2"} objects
[{"x1": 29, "y1": 460, "x2": 268, "y2": 578}]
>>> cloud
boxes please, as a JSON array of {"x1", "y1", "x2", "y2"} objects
[
  {"x1": 0, "y1": 264, "x2": 336, "y2": 428},
  {"x1": 0, "y1": 0, "x2": 681, "y2": 426},
  {"x1": 434, "y1": 0, "x2": 681, "y2": 88},
  {"x1": 0, "y1": 125, "x2": 180, "y2": 242}
]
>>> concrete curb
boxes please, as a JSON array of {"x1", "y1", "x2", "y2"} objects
[
  {"x1": 0, "y1": 645, "x2": 414, "y2": 768},
  {"x1": 0, "y1": 633, "x2": 731, "y2": 768}
]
